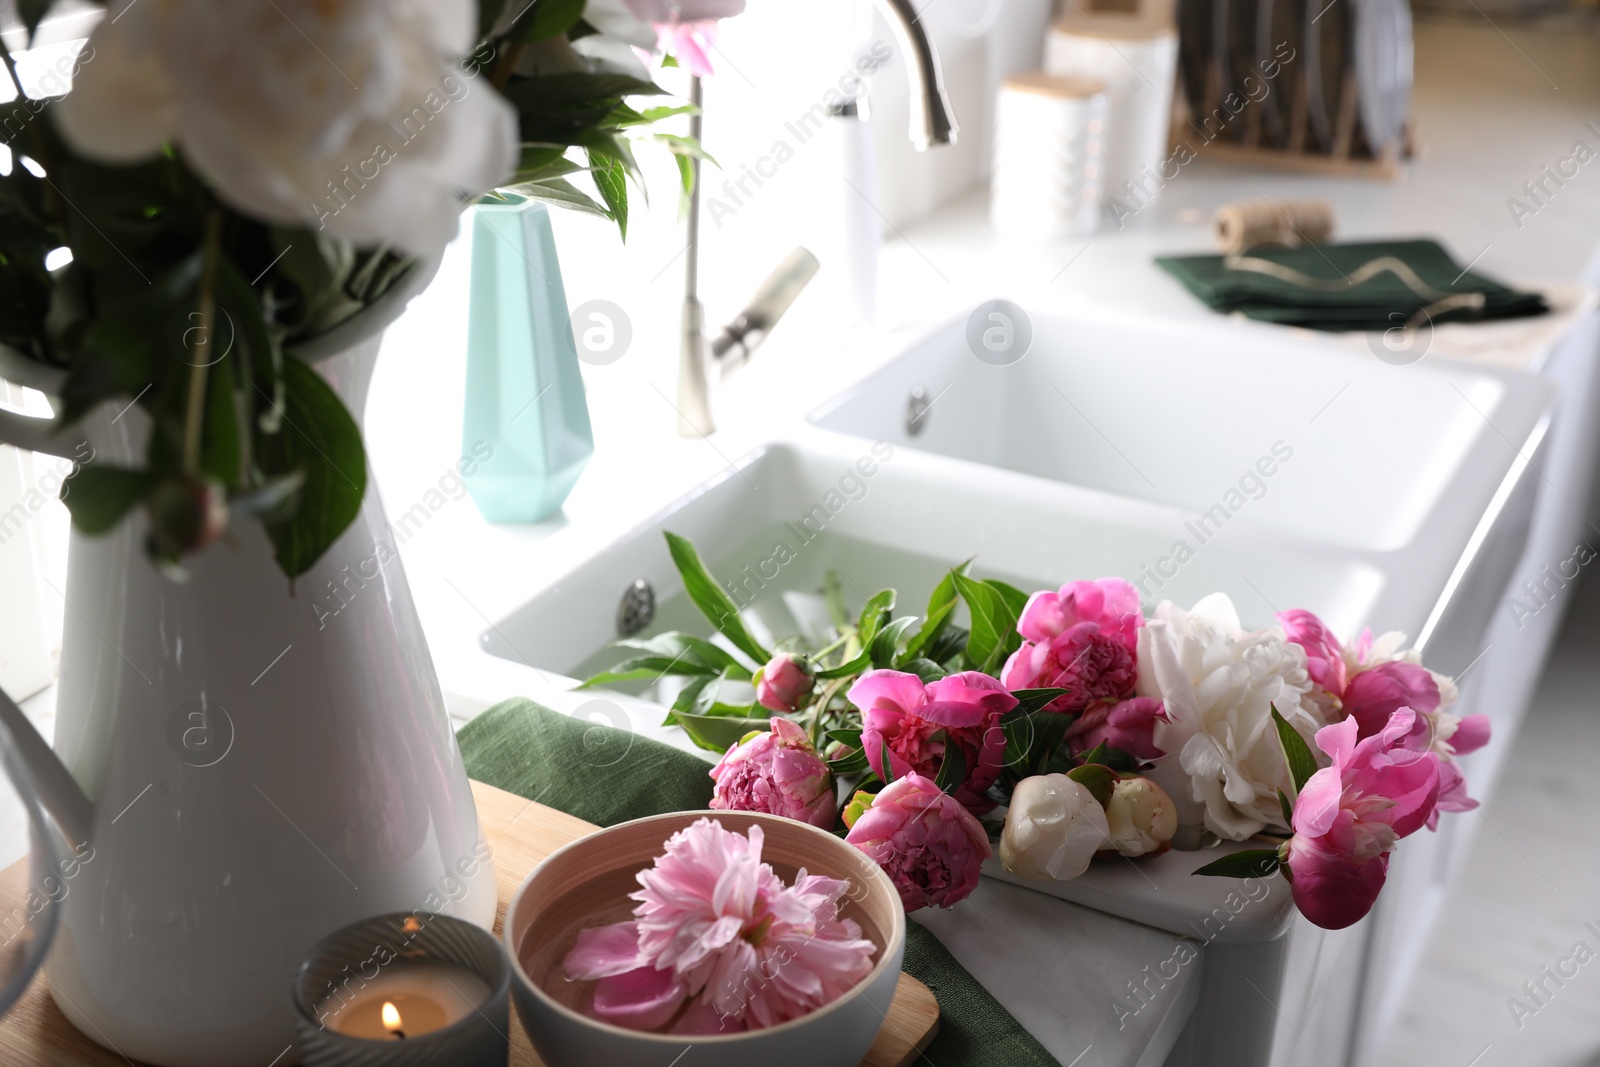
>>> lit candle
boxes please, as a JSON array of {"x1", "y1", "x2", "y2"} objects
[
  {"x1": 317, "y1": 960, "x2": 492, "y2": 1041},
  {"x1": 293, "y1": 913, "x2": 510, "y2": 1066}
]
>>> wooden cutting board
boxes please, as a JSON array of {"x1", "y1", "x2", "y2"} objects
[{"x1": 0, "y1": 780, "x2": 940, "y2": 1066}]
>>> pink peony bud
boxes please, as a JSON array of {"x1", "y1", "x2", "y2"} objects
[
  {"x1": 1282, "y1": 834, "x2": 1389, "y2": 931},
  {"x1": 755, "y1": 653, "x2": 814, "y2": 713},
  {"x1": 1064, "y1": 696, "x2": 1168, "y2": 761},
  {"x1": 709, "y1": 717, "x2": 837, "y2": 828},
  {"x1": 1282, "y1": 708, "x2": 1441, "y2": 929},
  {"x1": 845, "y1": 773, "x2": 990, "y2": 912}
]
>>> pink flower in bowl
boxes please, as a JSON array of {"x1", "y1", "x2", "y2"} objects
[
  {"x1": 1002, "y1": 579, "x2": 1144, "y2": 713},
  {"x1": 850, "y1": 670, "x2": 1016, "y2": 814},
  {"x1": 1283, "y1": 708, "x2": 1440, "y2": 929},
  {"x1": 844, "y1": 774, "x2": 991, "y2": 911},
  {"x1": 563, "y1": 818, "x2": 876, "y2": 1031},
  {"x1": 710, "y1": 717, "x2": 837, "y2": 828}
]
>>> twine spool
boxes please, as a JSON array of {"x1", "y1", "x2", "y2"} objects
[{"x1": 1214, "y1": 199, "x2": 1335, "y2": 252}]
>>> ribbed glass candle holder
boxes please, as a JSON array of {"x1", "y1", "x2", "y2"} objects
[{"x1": 292, "y1": 913, "x2": 510, "y2": 1067}]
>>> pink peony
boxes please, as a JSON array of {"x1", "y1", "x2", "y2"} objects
[
  {"x1": 710, "y1": 717, "x2": 837, "y2": 828},
  {"x1": 845, "y1": 774, "x2": 990, "y2": 912},
  {"x1": 563, "y1": 819, "x2": 876, "y2": 1032},
  {"x1": 755, "y1": 653, "x2": 814, "y2": 713},
  {"x1": 1063, "y1": 696, "x2": 1168, "y2": 761},
  {"x1": 1425, "y1": 710, "x2": 1491, "y2": 829},
  {"x1": 1283, "y1": 708, "x2": 1441, "y2": 929},
  {"x1": 1277, "y1": 609, "x2": 1348, "y2": 696},
  {"x1": 1003, "y1": 579, "x2": 1144, "y2": 713},
  {"x1": 851, "y1": 670, "x2": 1016, "y2": 814},
  {"x1": 1341, "y1": 661, "x2": 1441, "y2": 739}
]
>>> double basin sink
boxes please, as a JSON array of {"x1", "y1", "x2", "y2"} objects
[{"x1": 476, "y1": 301, "x2": 1555, "y2": 1064}]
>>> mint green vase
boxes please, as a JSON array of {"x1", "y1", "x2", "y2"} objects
[{"x1": 463, "y1": 194, "x2": 594, "y2": 522}]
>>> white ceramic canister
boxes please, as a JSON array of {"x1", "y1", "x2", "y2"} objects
[{"x1": 990, "y1": 71, "x2": 1108, "y2": 240}]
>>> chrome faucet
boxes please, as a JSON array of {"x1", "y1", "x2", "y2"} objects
[{"x1": 676, "y1": 3, "x2": 958, "y2": 437}]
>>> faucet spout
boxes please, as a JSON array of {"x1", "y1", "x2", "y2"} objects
[{"x1": 873, "y1": 0, "x2": 958, "y2": 149}]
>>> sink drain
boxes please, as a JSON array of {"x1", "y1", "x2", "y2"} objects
[
  {"x1": 906, "y1": 386, "x2": 931, "y2": 436},
  {"x1": 616, "y1": 578, "x2": 655, "y2": 637}
]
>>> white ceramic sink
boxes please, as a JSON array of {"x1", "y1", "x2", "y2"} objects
[
  {"x1": 471, "y1": 306, "x2": 1558, "y2": 1067},
  {"x1": 809, "y1": 305, "x2": 1554, "y2": 555},
  {"x1": 475, "y1": 436, "x2": 1392, "y2": 1067},
  {"x1": 482, "y1": 438, "x2": 1387, "y2": 689}
]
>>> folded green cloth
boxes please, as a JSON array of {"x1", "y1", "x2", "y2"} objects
[
  {"x1": 1156, "y1": 238, "x2": 1548, "y2": 331},
  {"x1": 458, "y1": 698, "x2": 1061, "y2": 1067}
]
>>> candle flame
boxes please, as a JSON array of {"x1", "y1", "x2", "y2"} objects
[{"x1": 381, "y1": 1001, "x2": 402, "y2": 1033}]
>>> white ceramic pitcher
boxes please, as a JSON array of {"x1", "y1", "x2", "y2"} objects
[{"x1": 0, "y1": 257, "x2": 497, "y2": 1066}]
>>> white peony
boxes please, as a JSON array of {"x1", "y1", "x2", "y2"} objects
[
  {"x1": 999, "y1": 774, "x2": 1110, "y2": 882},
  {"x1": 1138, "y1": 594, "x2": 1321, "y2": 841},
  {"x1": 57, "y1": 0, "x2": 518, "y2": 258}
]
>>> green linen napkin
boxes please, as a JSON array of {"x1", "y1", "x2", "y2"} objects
[
  {"x1": 458, "y1": 697, "x2": 1062, "y2": 1067},
  {"x1": 1156, "y1": 238, "x2": 1548, "y2": 331}
]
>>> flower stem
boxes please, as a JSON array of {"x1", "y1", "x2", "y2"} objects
[{"x1": 182, "y1": 209, "x2": 224, "y2": 477}]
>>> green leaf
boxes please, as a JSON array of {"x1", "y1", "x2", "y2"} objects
[
  {"x1": 1010, "y1": 688, "x2": 1069, "y2": 715},
  {"x1": 1193, "y1": 849, "x2": 1282, "y2": 879},
  {"x1": 1279, "y1": 789, "x2": 1296, "y2": 829},
  {"x1": 60, "y1": 254, "x2": 202, "y2": 425},
  {"x1": 510, "y1": 0, "x2": 586, "y2": 42},
  {"x1": 878, "y1": 739, "x2": 896, "y2": 785},
  {"x1": 815, "y1": 651, "x2": 871, "y2": 681},
  {"x1": 1001, "y1": 710, "x2": 1073, "y2": 778},
  {"x1": 1076, "y1": 741, "x2": 1137, "y2": 773},
  {"x1": 901, "y1": 598, "x2": 954, "y2": 664},
  {"x1": 923, "y1": 625, "x2": 970, "y2": 667},
  {"x1": 673, "y1": 673, "x2": 721, "y2": 718},
  {"x1": 587, "y1": 150, "x2": 628, "y2": 239},
  {"x1": 635, "y1": 104, "x2": 699, "y2": 124},
  {"x1": 502, "y1": 176, "x2": 610, "y2": 218},
  {"x1": 255, "y1": 356, "x2": 367, "y2": 579},
  {"x1": 899, "y1": 657, "x2": 947, "y2": 683},
  {"x1": 671, "y1": 710, "x2": 773, "y2": 754},
  {"x1": 827, "y1": 747, "x2": 870, "y2": 775},
  {"x1": 613, "y1": 631, "x2": 752, "y2": 679},
  {"x1": 987, "y1": 579, "x2": 1031, "y2": 620},
  {"x1": 856, "y1": 589, "x2": 895, "y2": 648},
  {"x1": 933, "y1": 736, "x2": 966, "y2": 796},
  {"x1": 952, "y1": 572, "x2": 1022, "y2": 675},
  {"x1": 663, "y1": 532, "x2": 770, "y2": 665},
  {"x1": 1065, "y1": 764, "x2": 1115, "y2": 809},
  {"x1": 59, "y1": 466, "x2": 153, "y2": 535},
  {"x1": 580, "y1": 655, "x2": 718, "y2": 689},
  {"x1": 870, "y1": 617, "x2": 916, "y2": 669},
  {"x1": 1272, "y1": 706, "x2": 1319, "y2": 796},
  {"x1": 651, "y1": 132, "x2": 719, "y2": 167},
  {"x1": 508, "y1": 145, "x2": 582, "y2": 185}
]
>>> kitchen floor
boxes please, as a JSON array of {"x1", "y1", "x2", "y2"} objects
[{"x1": 1378, "y1": 573, "x2": 1600, "y2": 1067}]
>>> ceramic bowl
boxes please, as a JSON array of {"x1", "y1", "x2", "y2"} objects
[{"x1": 504, "y1": 810, "x2": 906, "y2": 1067}]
